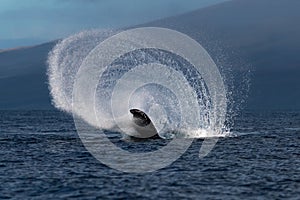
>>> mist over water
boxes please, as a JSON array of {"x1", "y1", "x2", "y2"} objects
[
  {"x1": 47, "y1": 29, "x2": 119, "y2": 112},
  {"x1": 47, "y1": 28, "x2": 249, "y2": 138}
]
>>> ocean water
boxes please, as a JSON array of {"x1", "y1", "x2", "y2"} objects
[{"x1": 0, "y1": 110, "x2": 300, "y2": 199}]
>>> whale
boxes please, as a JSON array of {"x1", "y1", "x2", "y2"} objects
[{"x1": 129, "y1": 109, "x2": 160, "y2": 139}]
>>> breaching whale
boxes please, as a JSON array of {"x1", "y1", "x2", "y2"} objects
[{"x1": 129, "y1": 109, "x2": 159, "y2": 139}]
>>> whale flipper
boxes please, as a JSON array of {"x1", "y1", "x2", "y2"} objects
[
  {"x1": 129, "y1": 109, "x2": 160, "y2": 139},
  {"x1": 130, "y1": 109, "x2": 151, "y2": 127}
]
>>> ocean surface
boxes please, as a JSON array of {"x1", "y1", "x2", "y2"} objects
[{"x1": 0, "y1": 110, "x2": 300, "y2": 199}]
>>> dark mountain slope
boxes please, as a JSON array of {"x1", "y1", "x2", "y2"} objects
[
  {"x1": 145, "y1": 0, "x2": 300, "y2": 110},
  {"x1": 0, "y1": 42, "x2": 55, "y2": 109},
  {"x1": 0, "y1": 0, "x2": 299, "y2": 110}
]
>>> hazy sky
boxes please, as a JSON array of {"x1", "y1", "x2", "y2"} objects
[{"x1": 0, "y1": 0, "x2": 229, "y2": 47}]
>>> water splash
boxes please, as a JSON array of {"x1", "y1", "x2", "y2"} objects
[
  {"x1": 47, "y1": 28, "x2": 247, "y2": 139},
  {"x1": 47, "y1": 29, "x2": 119, "y2": 112}
]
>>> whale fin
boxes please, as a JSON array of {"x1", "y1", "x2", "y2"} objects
[
  {"x1": 129, "y1": 109, "x2": 160, "y2": 139},
  {"x1": 130, "y1": 109, "x2": 151, "y2": 127}
]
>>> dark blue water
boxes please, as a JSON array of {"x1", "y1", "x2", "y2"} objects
[{"x1": 1, "y1": 110, "x2": 300, "y2": 199}]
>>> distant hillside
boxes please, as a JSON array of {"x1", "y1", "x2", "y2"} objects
[
  {"x1": 0, "y1": 42, "x2": 55, "y2": 109},
  {"x1": 0, "y1": 38, "x2": 48, "y2": 49},
  {"x1": 146, "y1": 0, "x2": 300, "y2": 110},
  {"x1": 0, "y1": 0, "x2": 299, "y2": 110}
]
